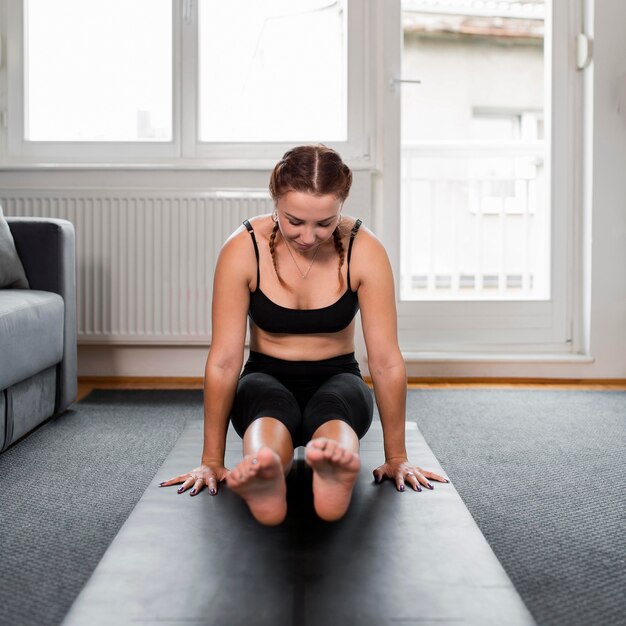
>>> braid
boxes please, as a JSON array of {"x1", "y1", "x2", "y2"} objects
[
  {"x1": 333, "y1": 227, "x2": 345, "y2": 291},
  {"x1": 269, "y1": 222, "x2": 289, "y2": 289}
]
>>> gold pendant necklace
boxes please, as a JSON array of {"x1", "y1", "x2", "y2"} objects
[{"x1": 282, "y1": 233, "x2": 321, "y2": 279}]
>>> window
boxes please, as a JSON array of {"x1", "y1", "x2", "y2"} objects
[
  {"x1": 3, "y1": 0, "x2": 371, "y2": 166},
  {"x1": 198, "y1": 1, "x2": 347, "y2": 143},
  {"x1": 24, "y1": 0, "x2": 172, "y2": 142},
  {"x1": 383, "y1": 0, "x2": 580, "y2": 352},
  {"x1": 400, "y1": 0, "x2": 547, "y2": 302}
]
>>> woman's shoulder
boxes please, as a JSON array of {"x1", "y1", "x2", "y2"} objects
[
  {"x1": 341, "y1": 217, "x2": 389, "y2": 289},
  {"x1": 222, "y1": 214, "x2": 273, "y2": 251},
  {"x1": 341, "y1": 216, "x2": 383, "y2": 252}
]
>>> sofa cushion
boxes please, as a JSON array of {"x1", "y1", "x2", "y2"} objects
[
  {"x1": 0, "y1": 206, "x2": 29, "y2": 289},
  {"x1": 0, "y1": 290, "x2": 64, "y2": 390}
]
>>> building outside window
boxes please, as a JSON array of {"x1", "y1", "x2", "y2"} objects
[{"x1": 400, "y1": 0, "x2": 548, "y2": 302}]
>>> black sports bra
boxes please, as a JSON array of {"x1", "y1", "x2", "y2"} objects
[{"x1": 244, "y1": 219, "x2": 362, "y2": 334}]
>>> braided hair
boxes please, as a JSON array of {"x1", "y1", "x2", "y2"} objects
[
  {"x1": 269, "y1": 221, "x2": 288, "y2": 289},
  {"x1": 268, "y1": 145, "x2": 352, "y2": 290}
]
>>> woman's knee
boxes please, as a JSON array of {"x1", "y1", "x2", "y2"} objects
[
  {"x1": 310, "y1": 418, "x2": 360, "y2": 449},
  {"x1": 243, "y1": 417, "x2": 296, "y2": 469},
  {"x1": 302, "y1": 374, "x2": 374, "y2": 441},
  {"x1": 231, "y1": 374, "x2": 302, "y2": 443},
  {"x1": 243, "y1": 416, "x2": 294, "y2": 443}
]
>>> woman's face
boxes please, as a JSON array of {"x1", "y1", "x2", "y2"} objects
[{"x1": 275, "y1": 191, "x2": 342, "y2": 251}]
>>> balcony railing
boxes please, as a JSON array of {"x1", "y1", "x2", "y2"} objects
[{"x1": 400, "y1": 141, "x2": 548, "y2": 300}]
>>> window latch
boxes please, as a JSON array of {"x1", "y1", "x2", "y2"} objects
[
  {"x1": 183, "y1": 0, "x2": 192, "y2": 24},
  {"x1": 576, "y1": 33, "x2": 592, "y2": 70},
  {"x1": 389, "y1": 78, "x2": 422, "y2": 92}
]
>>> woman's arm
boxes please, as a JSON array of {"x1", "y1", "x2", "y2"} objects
[
  {"x1": 355, "y1": 229, "x2": 448, "y2": 492},
  {"x1": 355, "y1": 231, "x2": 408, "y2": 460},
  {"x1": 160, "y1": 228, "x2": 253, "y2": 497},
  {"x1": 202, "y1": 236, "x2": 251, "y2": 464},
  {"x1": 201, "y1": 230, "x2": 251, "y2": 467}
]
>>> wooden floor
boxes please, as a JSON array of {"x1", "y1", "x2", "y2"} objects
[{"x1": 76, "y1": 377, "x2": 626, "y2": 402}]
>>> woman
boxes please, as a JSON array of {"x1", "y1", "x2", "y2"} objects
[{"x1": 160, "y1": 145, "x2": 448, "y2": 526}]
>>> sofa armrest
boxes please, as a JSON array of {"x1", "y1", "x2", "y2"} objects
[{"x1": 7, "y1": 217, "x2": 77, "y2": 412}]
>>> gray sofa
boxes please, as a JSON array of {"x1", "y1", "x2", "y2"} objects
[{"x1": 1, "y1": 217, "x2": 77, "y2": 454}]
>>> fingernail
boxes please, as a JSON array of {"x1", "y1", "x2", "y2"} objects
[
  {"x1": 427, "y1": 483, "x2": 434, "y2": 489},
  {"x1": 159, "y1": 481, "x2": 165, "y2": 486},
  {"x1": 190, "y1": 489, "x2": 196, "y2": 495},
  {"x1": 416, "y1": 485, "x2": 422, "y2": 492},
  {"x1": 251, "y1": 458, "x2": 258, "y2": 465},
  {"x1": 177, "y1": 487, "x2": 184, "y2": 493},
  {"x1": 209, "y1": 488, "x2": 216, "y2": 495},
  {"x1": 399, "y1": 485, "x2": 405, "y2": 492}
]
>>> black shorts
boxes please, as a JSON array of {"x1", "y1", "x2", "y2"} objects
[{"x1": 230, "y1": 351, "x2": 374, "y2": 447}]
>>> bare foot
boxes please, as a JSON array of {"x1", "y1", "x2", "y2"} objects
[
  {"x1": 305, "y1": 438, "x2": 361, "y2": 522},
  {"x1": 226, "y1": 447, "x2": 287, "y2": 526}
]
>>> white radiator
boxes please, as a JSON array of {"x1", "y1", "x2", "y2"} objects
[{"x1": 1, "y1": 189, "x2": 273, "y2": 344}]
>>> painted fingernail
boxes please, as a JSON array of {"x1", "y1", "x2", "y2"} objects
[
  {"x1": 177, "y1": 487, "x2": 184, "y2": 493},
  {"x1": 190, "y1": 489, "x2": 196, "y2": 495},
  {"x1": 209, "y1": 488, "x2": 216, "y2": 495},
  {"x1": 159, "y1": 481, "x2": 165, "y2": 486},
  {"x1": 427, "y1": 483, "x2": 434, "y2": 489},
  {"x1": 399, "y1": 485, "x2": 405, "y2": 492},
  {"x1": 416, "y1": 485, "x2": 422, "y2": 492}
]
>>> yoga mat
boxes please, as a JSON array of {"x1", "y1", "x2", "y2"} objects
[{"x1": 61, "y1": 420, "x2": 535, "y2": 626}]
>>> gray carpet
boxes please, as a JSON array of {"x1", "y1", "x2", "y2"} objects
[
  {"x1": 406, "y1": 390, "x2": 626, "y2": 626},
  {"x1": 0, "y1": 391, "x2": 197, "y2": 626},
  {"x1": 0, "y1": 389, "x2": 624, "y2": 626}
]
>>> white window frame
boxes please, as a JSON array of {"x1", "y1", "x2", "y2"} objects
[
  {"x1": 379, "y1": 0, "x2": 584, "y2": 355},
  {"x1": 0, "y1": 0, "x2": 374, "y2": 169}
]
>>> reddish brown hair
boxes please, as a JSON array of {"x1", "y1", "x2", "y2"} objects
[
  {"x1": 268, "y1": 145, "x2": 352, "y2": 291},
  {"x1": 269, "y1": 144, "x2": 352, "y2": 202}
]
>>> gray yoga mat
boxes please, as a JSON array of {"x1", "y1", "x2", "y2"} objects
[{"x1": 61, "y1": 419, "x2": 535, "y2": 626}]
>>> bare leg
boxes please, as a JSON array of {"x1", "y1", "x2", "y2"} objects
[
  {"x1": 305, "y1": 420, "x2": 361, "y2": 522},
  {"x1": 226, "y1": 417, "x2": 293, "y2": 526}
]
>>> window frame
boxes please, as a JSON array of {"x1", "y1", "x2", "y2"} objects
[
  {"x1": 1, "y1": 0, "x2": 374, "y2": 169},
  {"x1": 380, "y1": 0, "x2": 583, "y2": 354}
]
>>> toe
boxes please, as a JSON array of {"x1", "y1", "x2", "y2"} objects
[
  {"x1": 257, "y1": 446, "x2": 277, "y2": 464},
  {"x1": 340, "y1": 451, "x2": 353, "y2": 466},
  {"x1": 323, "y1": 440, "x2": 338, "y2": 457},
  {"x1": 305, "y1": 445, "x2": 324, "y2": 466},
  {"x1": 331, "y1": 446, "x2": 344, "y2": 463},
  {"x1": 309, "y1": 437, "x2": 328, "y2": 451}
]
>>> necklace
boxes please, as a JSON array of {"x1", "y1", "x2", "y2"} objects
[{"x1": 282, "y1": 233, "x2": 322, "y2": 279}]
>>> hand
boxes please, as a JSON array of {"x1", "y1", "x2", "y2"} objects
[
  {"x1": 159, "y1": 463, "x2": 229, "y2": 497},
  {"x1": 372, "y1": 457, "x2": 449, "y2": 492}
]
